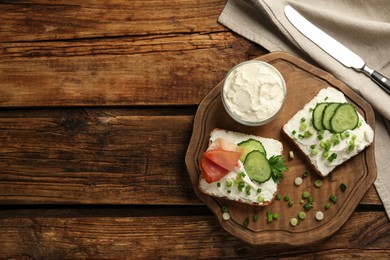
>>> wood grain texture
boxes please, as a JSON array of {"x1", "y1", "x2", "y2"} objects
[
  {"x1": 0, "y1": 0, "x2": 266, "y2": 107},
  {"x1": 0, "y1": 0, "x2": 227, "y2": 42},
  {"x1": 0, "y1": 107, "x2": 381, "y2": 206},
  {"x1": 0, "y1": 211, "x2": 388, "y2": 259}
]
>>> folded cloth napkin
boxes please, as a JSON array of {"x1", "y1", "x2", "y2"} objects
[{"x1": 219, "y1": 0, "x2": 390, "y2": 220}]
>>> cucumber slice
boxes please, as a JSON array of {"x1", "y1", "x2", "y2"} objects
[
  {"x1": 330, "y1": 103, "x2": 359, "y2": 133},
  {"x1": 322, "y1": 103, "x2": 341, "y2": 130},
  {"x1": 243, "y1": 150, "x2": 271, "y2": 183},
  {"x1": 312, "y1": 103, "x2": 328, "y2": 130},
  {"x1": 238, "y1": 138, "x2": 266, "y2": 162}
]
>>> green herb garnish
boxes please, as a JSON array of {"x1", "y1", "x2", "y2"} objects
[{"x1": 268, "y1": 155, "x2": 288, "y2": 184}]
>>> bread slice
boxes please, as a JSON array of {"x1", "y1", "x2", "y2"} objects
[
  {"x1": 283, "y1": 87, "x2": 374, "y2": 177},
  {"x1": 198, "y1": 128, "x2": 283, "y2": 206}
]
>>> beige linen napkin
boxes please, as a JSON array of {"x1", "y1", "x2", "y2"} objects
[{"x1": 219, "y1": 0, "x2": 390, "y2": 219}]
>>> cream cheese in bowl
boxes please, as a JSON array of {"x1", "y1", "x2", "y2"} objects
[{"x1": 222, "y1": 60, "x2": 286, "y2": 126}]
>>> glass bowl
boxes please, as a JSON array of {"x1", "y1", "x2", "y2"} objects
[{"x1": 221, "y1": 60, "x2": 286, "y2": 126}]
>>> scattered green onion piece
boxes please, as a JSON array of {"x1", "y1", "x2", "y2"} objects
[
  {"x1": 245, "y1": 185, "x2": 251, "y2": 193},
  {"x1": 327, "y1": 152, "x2": 337, "y2": 162},
  {"x1": 243, "y1": 218, "x2": 249, "y2": 227},
  {"x1": 289, "y1": 151, "x2": 294, "y2": 159},
  {"x1": 300, "y1": 199, "x2": 305, "y2": 205},
  {"x1": 266, "y1": 211, "x2": 273, "y2": 223},
  {"x1": 253, "y1": 213, "x2": 258, "y2": 222},
  {"x1": 315, "y1": 211, "x2": 324, "y2": 221},
  {"x1": 273, "y1": 213, "x2": 279, "y2": 219},
  {"x1": 301, "y1": 117, "x2": 306, "y2": 122},
  {"x1": 222, "y1": 212, "x2": 230, "y2": 221},
  {"x1": 340, "y1": 183, "x2": 347, "y2": 192},
  {"x1": 308, "y1": 196, "x2": 315, "y2": 204},
  {"x1": 227, "y1": 190, "x2": 231, "y2": 194},
  {"x1": 221, "y1": 206, "x2": 228, "y2": 213},
  {"x1": 299, "y1": 122, "x2": 307, "y2": 131},
  {"x1": 276, "y1": 194, "x2": 282, "y2": 201},
  {"x1": 329, "y1": 194, "x2": 338, "y2": 204},
  {"x1": 325, "y1": 203, "x2": 331, "y2": 210},
  {"x1": 284, "y1": 195, "x2": 290, "y2": 202},
  {"x1": 304, "y1": 131, "x2": 313, "y2": 138},
  {"x1": 257, "y1": 196, "x2": 264, "y2": 203},
  {"x1": 302, "y1": 171, "x2": 310, "y2": 178},
  {"x1": 304, "y1": 203, "x2": 312, "y2": 211},
  {"x1": 238, "y1": 181, "x2": 245, "y2": 189},
  {"x1": 292, "y1": 130, "x2": 297, "y2": 135},
  {"x1": 257, "y1": 188, "x2": 262, "y2": 194},
  {"x1": 290, "y1": 217, "x2": 298, "y2": 227},
  {"x1": 314, "y1": 179, "x2": 323, "y2": 188},
  {"x1": 226, "y1": 180, "x2": 232, "y2": 187},
  {"x1": 302, "y1": 191, "x2": 310, "y2": 199},
  {"x1": 310, "y1": 148, "x2": 318, "y2": 156},
  {"x1": 298, "y1": 211, "x2": 306, "y2": 220},
  {"x1": 294, "y1": 177, "x2": 303, "y2": 186},
  {"x1": 288, "y1": 200, "x2": 294, "y2": 207},
  {"x1": 322, "y1": 151, "x2": 329, "y2": 158},
  {"x1": 358, "y1": 120, "x2": 363, "y2": 128},
  {"x1": 217, "y1": 182, "x2": 221, "y2": 188}
]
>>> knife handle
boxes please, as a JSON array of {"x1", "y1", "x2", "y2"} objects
[
  {"x1": 362, "y1": 65, "x2": 390, "y2": 94},
  {"x1": 371, "y1": 70, "x2": 390, "y2": 94}
]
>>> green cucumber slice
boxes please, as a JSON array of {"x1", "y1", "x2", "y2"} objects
[
  {"x1": 322, "y1": 103, "x2": 341, "y2": 130},
  {"x1": 243, "y1": 150, "x2": 271, "y2": 183},
  {"x1": 312, "y1": 103, "x2": 328, "y2": 130},
  {"x1": 238, "y1": 138, "x2": 266, "y2": 162},
  {"x1": 330, "y1": 103, "x2": 359, "y2": 133}
]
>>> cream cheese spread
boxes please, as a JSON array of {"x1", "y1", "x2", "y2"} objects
[
  {"x1": 283, "y1": 87, "x2": 374, "y2": 176},
  {"x1": 222, "y1": 61, "x2": 286, "y2": 125},
  {"x1": 199, "y1": 129, "x2": 282, "y2": 204}
]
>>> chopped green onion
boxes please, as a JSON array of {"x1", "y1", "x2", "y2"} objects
[
  {"x1": 290, "y1": 217, "x2": 298, "y2": 227},
  {"x1": 298, "y1": 211, "x2": 306, "y2": 220},
  {"x1": 302, "y1": 170, "x2": 310, "y2": 177},
  {"x1": 301, "y1": 117, "x2": 306, "y2": 122},
  {"x1": 217, "y1": 182, "x2": 221, "y2": 188},
  {"x1": 302, "y1": 191, "x2": 310, "y2": 199},
  {"x1": 257, "y1": 188, "x2": 262, "y2": 193},
  {"x1": 227, "y1": 190, "x2": 231, "y2": 194},
  {"x1": 294, "y1": 176, "x2": 303, "y2": 186},
  {"x1": 257, "y1": 196, "x2": 264, "y2": 203},
  {"x1": 292, "y1": 130, "x2": 297, "y2": 135},
  {"x1": 253, "y1": 213, "x2": 258, "y2": 222},
  {"x1": 327, "y1": 152, "x2": 337, "y2": 162},
  {"x1": 266, "y1": 211, "x2": 273, "y2": 223},
  {"x1": 314, "y1": 179, "x2": 323, "y2": 188},
  {"x1": 243, "y1": 218, "x2": 249, "y2": 227},
  {"x1": 329, "y1": 194, "x2": 337, "y2": 204},
  {"x1": 358, "y1": 120, "x2": 363, "y2": 128},
  {"x1": 299, "y1": 122, "x2": 308, "y2": 131},
  {"x1": 340, "y1": 183, "x2": 347, "y2": 192},
  {"x1": 221, "y1": 205, "x2": 228, "y2": 213},
  {"x1": 226, "y1": 180, "x2": 232, "y2": 187},
  {"x1": 322, "y1": 151, "x2": 329, "y2": 158},
  {"x1": 304, "y1": 203, "x2": 312, "y2": 211},
  {"x1": 325, "y1": 203, "x2": 331, "y2": 210},
  {"x1": 315, "y1": 211, "x2": 324, "y2": 221},
  {"x1": 288, "y1": 200, "x2": 294, "y2": 207},
  {"x1": 238, "y1": 181, "x2": 245, "y2": 189},
  {"x1": 284, "y1": 195, "x2": 290, "y2": 202},
  {"x1": 308, "y1": 196, "x2": 315, "y2": 204},
  {"x1": 222, "y1": 212, "x2": 230, "y2": 221},
  {"x1": 276, "y1": 194, "x2": 282, "y2": 200},
  {"x1": 304, "y1": 131, "x2": 313, "y2": 138},
  {"x1": 273, "y1": 213, "x2": 279, "y2": 219},
  {"x1": 310, "y1": 148, "x2": 318, "y2": 156}
]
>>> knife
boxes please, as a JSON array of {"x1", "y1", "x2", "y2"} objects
[{"x1": 284, "y1": 5, "x2": 390, "y2": 94}]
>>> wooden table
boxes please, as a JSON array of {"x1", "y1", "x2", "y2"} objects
[{"x1": 0, "y1": 1, "x2": 389, "y2": 258}]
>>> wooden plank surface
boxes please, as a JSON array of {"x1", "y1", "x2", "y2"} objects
[
  {"x1": 0, "y1": 107, "x2": 382, "y2": 206},
  {"x1": 0, "y1": 211, "x2": 388, "y2": 259},
  {"x1": 0, "y1": 0, "x2": 388, "y2": 258},
  {"x1": 0, "y1": 0, "x2": 265, "y2": 107}
]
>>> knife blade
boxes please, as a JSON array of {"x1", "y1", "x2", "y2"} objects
[{"x1": 284, "y1": 5, "x2": 390, "y2": 94}]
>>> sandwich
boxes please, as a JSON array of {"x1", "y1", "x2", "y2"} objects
[
  {"x1": 283, "y1": 87, "x2": 374, "y2": 177},
  {"x1": 199, "y1": 128, "x2": 287, "y2": 206}
]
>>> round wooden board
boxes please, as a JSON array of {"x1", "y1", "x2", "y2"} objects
[{"x1": 185, "y1": 52, "x2": 376, "y2": 246}]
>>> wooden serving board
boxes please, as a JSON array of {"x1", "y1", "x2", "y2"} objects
[{"x1": 185, "y1": 52, "x2": 376, "y2": 246}]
